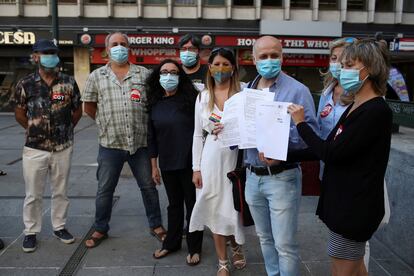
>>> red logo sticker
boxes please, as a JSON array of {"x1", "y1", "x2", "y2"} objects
[
  {"x1": 52, "y1": 93, "x2": 65, "y2": 101},
  {"x1": 334, "y1": 125, "x2": 343, "y2": 140},
  {"x1": 130, "y1": 89, "x2": 141, "y2": 102},
  {"x1": 320, "y1": 103, "x2": 333, "y2": 118}
]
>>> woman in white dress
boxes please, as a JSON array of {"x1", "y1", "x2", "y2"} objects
[{"x1": 190, "y1": 48, "x2": 246, "y2": 276}]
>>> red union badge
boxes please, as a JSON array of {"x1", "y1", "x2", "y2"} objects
[
  {"x1": 334, "y1": 125, "x2": 343, "y2": 140},
  {"x1": 320, "y1": 103, "x2": 333, "y2": 118},
  {"x1": 130, "y1": 88, "x2": 141, "y2": 102},
  {"x1": 52, "y1": 92, "x2": 65, "y2": 101}
]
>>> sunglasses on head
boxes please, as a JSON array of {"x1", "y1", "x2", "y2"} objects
[{"x1": 211, "y1": 47, "x2": 234, "y2": 56}]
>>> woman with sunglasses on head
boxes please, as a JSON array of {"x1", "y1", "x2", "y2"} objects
[
  {"x1": 146, "y1": 59, "x2": 203, "y2": 265},
  {"x1": 189, "y1": 48, "x2": 246, "y2": 276},
  {"x1": 318, "y1": 37, "x2": 356, "y2": 176},
  {"x1": 288, "y1": 39, "x2": 393, "y2": 276}
]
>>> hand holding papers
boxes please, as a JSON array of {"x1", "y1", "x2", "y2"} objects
[
  {"x1": 218, "y1": 88, "x2": 291, "y2": 161},
  {"x1": 256, "y1": 102, "x2": 291, "y2": 161}
]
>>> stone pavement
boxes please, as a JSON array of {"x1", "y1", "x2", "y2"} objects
[{"x1": 0, "y1": 115, "x2": 413, "y2": 276}]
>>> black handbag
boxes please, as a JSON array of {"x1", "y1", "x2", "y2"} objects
[{"x1": 227, "y1": 149, "x2": 254, "y2": 227}]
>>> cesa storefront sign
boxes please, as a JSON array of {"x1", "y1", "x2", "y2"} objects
[{"x1": 0, "y1": 31, "x2": 36, "y2": 45}]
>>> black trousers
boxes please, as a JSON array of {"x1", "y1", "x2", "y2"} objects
[{"x1": 161, "y1": 168, "x2": 203, "y2": 255}]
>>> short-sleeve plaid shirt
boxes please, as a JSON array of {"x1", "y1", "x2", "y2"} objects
[{"x1": 82, "y1": 63, "x2": 150, "y2": 153}]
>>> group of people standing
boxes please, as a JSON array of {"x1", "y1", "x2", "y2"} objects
[{"x1": 10, "y1": 30, "x2": 392, "y2": 276}]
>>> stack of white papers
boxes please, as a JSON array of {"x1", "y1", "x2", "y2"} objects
[{"x1": 218, "y1": 88, "x2": 291, "y2": 161}]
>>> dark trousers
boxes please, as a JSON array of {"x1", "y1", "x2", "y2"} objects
[
  {"x1": 161, "y1": 168, "x2": 203, "y2": 255},
  {"x1": 94, "y1": 146, "x2": 162, "y2": 233}
]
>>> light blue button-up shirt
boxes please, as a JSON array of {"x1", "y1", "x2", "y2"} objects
[
  {"x1": 317, "y1": 81, "x2": 349, "y2": 140},
  {"x1": 245, "y1": 72, "x2": 319, "y2": 167}
]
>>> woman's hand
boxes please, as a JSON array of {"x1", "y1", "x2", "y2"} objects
[
  {"x1": 288, "y1": 104, "x2": 305, "y2": 126},
  {"x1": 258, "y1": 152, "x2": 281, "y2": 167},
  {"x1": 212, "y1": 122, "x2": 224, "y2": 135},
  {"x1": 192, "y1": 171, "x2": 203, "y2": 189},
  {"x1": 152, "y1": 166, "x2": 161, "y2": 185}
]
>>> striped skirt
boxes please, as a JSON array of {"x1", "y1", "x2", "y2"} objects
[{"x1": 327, "y1": 230, "x2": 366, "y2": 260}]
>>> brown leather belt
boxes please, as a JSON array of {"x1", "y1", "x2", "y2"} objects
[{"x1": 248, "y1": 163, "x2": 298, "y2": 176}]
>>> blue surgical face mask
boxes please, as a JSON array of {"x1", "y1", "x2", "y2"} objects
[
  {"x1": 40, "y1": 54, "x2": 60, "y2": 69},
  {"x1": 329, "y1": 62, "x2": 341, "y2": 79},
  {"x1": 160, "y1": 74, "x2": 179, "y2": 92},
  {"x1": 339, "y1": 67, "x2": 368, "y2": 95},
  {"x1": 110, "y1": 45, "x2": 129, "y2": 64},
  {"x1": 256, "y1": 58, "x2": 281, "y2": 79},
  {"x1": 180, "y1": 51, "x2": 197, "y2": 67}
]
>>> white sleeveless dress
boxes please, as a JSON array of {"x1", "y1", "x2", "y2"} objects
[{"x1": 189, "y1": 90, "x2": 245, "y2": 245}]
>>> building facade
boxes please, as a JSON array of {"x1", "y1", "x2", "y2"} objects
[{"x1": 1, "y1": 0, "x2": 414, "y2": 110}]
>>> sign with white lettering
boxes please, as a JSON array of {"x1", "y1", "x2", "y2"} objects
[
  {"x1": 215, "y1": 35, "x2": 332, "y2": 51},
  {"x1": 94, "y1": 34, "x2": 180, "y2": 46},
  {"x1": 0, "y1": 31, "x2": 36, "y2": 45}
]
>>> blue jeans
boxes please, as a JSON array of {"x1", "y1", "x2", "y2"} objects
[
  {"x1": 245, "y1": 167, "x2": 302, "y2": 276},
  {"x1": 94, "y1": 145, "x2": 162, "y2": 233}
]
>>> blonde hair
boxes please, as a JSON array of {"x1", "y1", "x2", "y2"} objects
[
  {"x1": 205, "y1": 49, "x2": 241, "y2": 111},
  {"x1": 341, "y1": 39, "x2": 390, "y2": 97},
  {"x1": 322, "y1": 37, "x2": 357, "y2": 105}
]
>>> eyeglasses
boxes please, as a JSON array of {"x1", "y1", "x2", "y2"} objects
[
  {"x1": 211, "y1": 47, "x2": 234, "y2": 55},
  {"x1": 160, "y1": 70, "x2": 179, "y2": 76},
  {"x1": 180, "y1": 46, "x2": 198, "y2": 52}
]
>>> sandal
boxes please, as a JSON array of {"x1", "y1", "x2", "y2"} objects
[
  {"x1": 153, "y1": 248, "x2": 170, "y2": 259},
  {"x1": 231, "y1": 244, "x2": 246, "y2": 269},
  {"x1": 85, "y1": 231, "x2": 108, "y2": 248},
  {"x1": 186, "y1": 253, "x2": 201, "y2": 266},
  {"x1": 217, "y1": 259, "x2": 230, "y2": 276},
  {"x1": 150, "y1": 226, "x2": 167, "y2": 242}
]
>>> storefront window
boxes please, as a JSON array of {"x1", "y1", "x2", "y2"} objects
[
  {"x1": 85, "y1": 0, "x2": 107, "y2": 3},
  {"x1": 233, "y1": 0, "x2": 253, "y2": 6},
  {"x1": 291, "y1": 0, "x2": 311, "y2": 8},
  {"x1": 144, "y1": 0, "x2": 166, "y2": 3},
  {"x1": 262, "y1": 0, "x2": 282, "y2": 7},
  {"x1": 347, "y1": 0, "x2": 367, "y2": 11},
  {"x1": 115, "y1": 0, "x2": 136, "y2": 3},
  {"x1": 24, "y1": 0, "x2": 47, "y2": 4},
  {"x1": 403, "y1": 1, "x2": 414, "y2": 13},
  {"x1": 375, "y1": 0, "x2": 394, "y2": 11},
  {"x1": 58, "y1": 0, "x2": 77, "y2": 3},
  {"x1": 204, "y1": 0, "x2": 224, "y2": 5},
  {"x1": 320, "y1": 0, "x2": 338, "y2": 10},
  {"x1": 175, "y1": 0, "x2": 196, "y2": 4}
]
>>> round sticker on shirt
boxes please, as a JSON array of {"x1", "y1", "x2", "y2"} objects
[
  {"x1": 130, "y1": 88, "x2": 141, "y2": 103},
  {"x1": 320, "y1": 103, "x2": 333, "y2": 118}
]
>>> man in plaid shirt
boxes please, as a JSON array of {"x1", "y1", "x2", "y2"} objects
[{"x1": 82, "y1": 32, "x2": 165, "y2": 248}]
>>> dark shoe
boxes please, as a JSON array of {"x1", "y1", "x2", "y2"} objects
[
  {"x1": 53, "y1": 229, "x2": 75, "y2": 244},
  {"x1": 22, "y1": 235, "x2": 36, "y2": 253},
  {"x1": 0, "y1": 238, "x2": 4, "y2": 250}
]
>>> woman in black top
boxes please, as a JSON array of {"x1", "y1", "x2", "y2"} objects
[
  {"x1": 146, "y1": 59, "x2": 203, "y2": 265},
  {"x1": 288, "y1": 40, "x2": 392, "y2": 275}
]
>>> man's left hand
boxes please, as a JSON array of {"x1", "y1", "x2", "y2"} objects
[{"x1": 258, "y1": 152, "x2": 281, "y2": 167}]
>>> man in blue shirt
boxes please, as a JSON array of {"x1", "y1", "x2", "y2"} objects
[{"x1": 244, "y1": 36, "x2": 318, "y2": 276}]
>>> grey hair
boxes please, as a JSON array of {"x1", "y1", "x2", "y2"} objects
[
  {"x1": 105, "y1": 32, "x2": 130, "y2": 48},
  {"x1": 341, "y1": 39, "x2": 390, "y2": 96}
]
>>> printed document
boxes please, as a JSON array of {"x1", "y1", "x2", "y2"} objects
[{"x1": 255, "y1": 102, "x2": 291, "y2": 161}]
